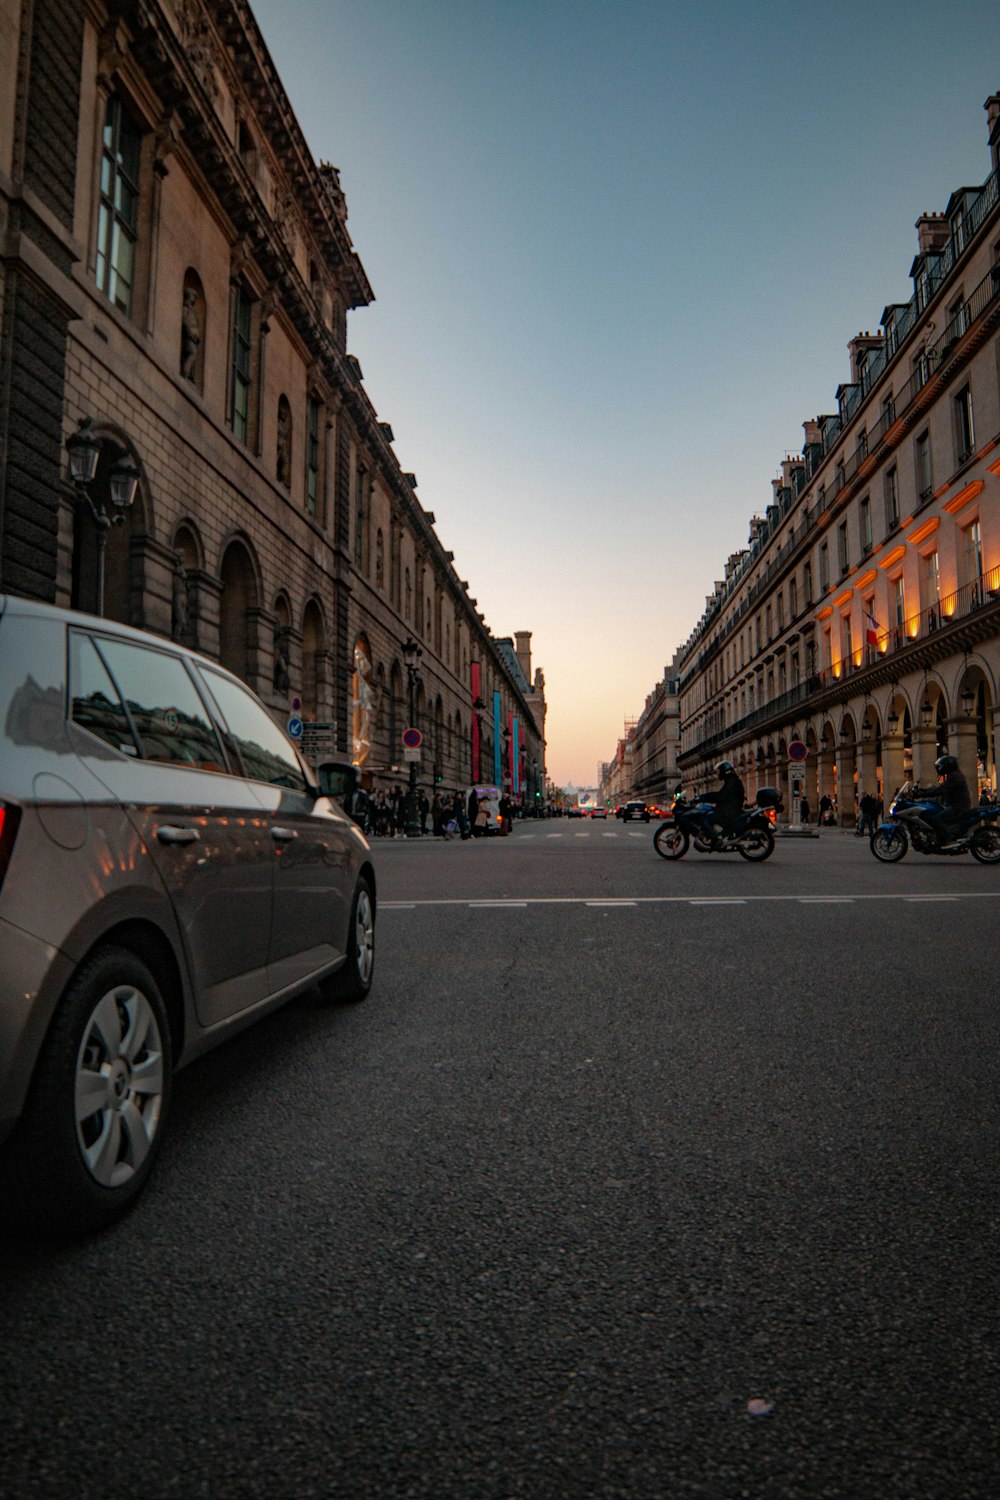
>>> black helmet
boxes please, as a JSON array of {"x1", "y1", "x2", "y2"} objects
[
  {"x1": 935, "y1": 754, "x2": 958, "y2": 774},
  {"x1": 716, "y1": 760, "x2": 734, "y2": 777}
]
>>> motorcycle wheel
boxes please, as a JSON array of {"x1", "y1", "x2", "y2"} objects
[
  {"x1": 970, "y1": 826, "x2": 1000, "y2": 864},
  {"x1": 870, "y1": 827, "x2": 907, "y2": 862},
  {"x1": 736, "y1": 826, "x2": 774, "y2": 861},
  {"x1": 653, "y1": 823, "x2": 688, "y2": 860}
]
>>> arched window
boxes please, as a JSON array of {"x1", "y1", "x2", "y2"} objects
[
  {"x1": 375, "y1": 528, "x2": 384, "y2": 589},
  {"x1": 302, "y1": 599, "x2": 325, "y2": 719},
  {"x1": 404, "y1": 568, "x2": 412, "y2": 620}
]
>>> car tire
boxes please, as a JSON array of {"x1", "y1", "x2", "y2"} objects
[
  {"x1": 0, "y1": 946, "x2": 172, "y2": 1238},
  {"x1": 319, "y1": 876, "x2": 375, "y2": 1005}
]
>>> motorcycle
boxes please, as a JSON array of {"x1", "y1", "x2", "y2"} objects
[
  {"x1": 869, "y1": 781, "x2": 1000, "y2": 864},
  {"x1": 653, "y1": 786, "x2": 782, "y2": 862}
]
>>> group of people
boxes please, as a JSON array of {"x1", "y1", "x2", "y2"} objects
[{"x1": 341, "y1": 782, "x2": 515, "y2": 841}]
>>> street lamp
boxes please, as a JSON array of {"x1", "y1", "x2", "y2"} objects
[
  {"x1": 66, "y1": 417, "x2": 139, "y2": 616},
  {"x1": 402, "y1": 637, "x2": 423, "y2": 836},
  {"x1": 920, "y1": 696, "x2": 933, "y2": 729}
]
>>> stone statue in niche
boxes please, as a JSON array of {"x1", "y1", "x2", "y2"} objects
[
  {"x1": 276, "y1": 404, "x2": 290, "y2": 487},
  {"x1": 180, "y1": 287, "x2": 201, "y2": 382},
  {"x1": 171, "y1": 556, "x2": 190, "y2": 642},
  {"x1": 273, "y1": 636, "x2": 291, "y2": 693}
]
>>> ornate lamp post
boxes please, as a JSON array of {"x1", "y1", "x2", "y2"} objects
[
  {"x1": 66, "y1": 417, "x2": 140, "y2": 617},
  {"x1": 402, "y1": 636, "x2": 423, "y2": 836}
]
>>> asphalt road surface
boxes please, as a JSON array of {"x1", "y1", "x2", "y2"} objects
[{"x1": 3, "y1": 822, "x2": 998, "y2": 1499}]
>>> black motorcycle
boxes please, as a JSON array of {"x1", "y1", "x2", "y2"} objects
[
  {"x1": 653, "y1": 786, "x2": 782, "y2": 862},
  {"x1": 869, "y1": 782, "x2": 1000, "y2": 864}
]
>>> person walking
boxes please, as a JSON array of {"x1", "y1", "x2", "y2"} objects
[
  {"x1": 498, "y1": 791, "x2": 512, "y2": 836},
  {"x1": 467, "y1": 785, "x2": 480, "y2": 835},
  {"x1": 419, "y1": 789, "x2": 430, "y2": 836},
  {"x1": 858, "y1": 791, "x2": 878, "y2": 838},
  {"x1": 800, "y1": 795, "x2": 810, "y2": 825},
  {"x1": 431, "y1": 791, "x2": 447, "y2": 838}
]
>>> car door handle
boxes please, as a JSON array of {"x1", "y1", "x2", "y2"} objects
[
  {"x1": 156, "y1": 825, "x2": 200, "y2": 846},
  {"x1": 271, "y1": 826, "x2": 298, "y2": 843}
]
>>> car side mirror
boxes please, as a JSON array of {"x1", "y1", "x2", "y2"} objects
[{"x1": 316, "y1": 761, "x2": 357, "y2": 800}]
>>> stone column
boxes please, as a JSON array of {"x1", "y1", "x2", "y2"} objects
[
  {"x1": 856, "y1": 736, "x2": 879, "y2": 805},
  {"x1": 881, "y1": 731, "x2": 906, "y2": 799},
  {"x1": 911, "y1": 725, "x2": 938, "y2": 787},
  {"x1": 835, "y1": 743, "x2": 857, "y2": 826},
  {"x1": 948, "y1": 714, "x2": 978, "y2": 795},
  {"x1": 817, "y1": 749, "x2": 835, "y2": 812}
]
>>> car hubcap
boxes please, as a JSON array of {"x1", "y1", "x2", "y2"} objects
[
  {"x1": 74, "y1": 984, "x2": 164, "y2": 1189},
  {"x1": 355, "y1": 891, "x2": 374, "y2": 984}
]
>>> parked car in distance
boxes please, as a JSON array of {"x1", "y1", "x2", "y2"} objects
[
  {"x1": 0, "y1": 595, "x2": 376, "y2": 1237},
  {"x1": 622, "y1": 800, "x2": 650, "y2": 822}
]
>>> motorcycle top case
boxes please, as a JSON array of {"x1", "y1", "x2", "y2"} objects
[{"x1": 755, "y1": 786, "x2": 783, "y2": 809}]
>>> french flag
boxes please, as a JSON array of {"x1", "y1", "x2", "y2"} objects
[{"x1": 865, "y1": 609, "x2": 880, "y2": 647}]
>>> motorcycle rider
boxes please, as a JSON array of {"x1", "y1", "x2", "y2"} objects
[
  {"x1": 701, "y1": 760, "x2": 746, "y2": 844},
  {"x1": 917, "y1": 754, "x2": 972, "y2": 846}
]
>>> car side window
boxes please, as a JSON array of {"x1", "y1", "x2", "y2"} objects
[
  {"x1": 95, "y1": 638, "x2": 229, "y2": 771},
  {"x1": 198, "y1": 668, "x2": 308, "y2": 791},
  {"x1": 69, "y1": 633, "x2": 139, "y2": 756}
]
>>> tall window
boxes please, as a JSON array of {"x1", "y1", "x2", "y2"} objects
[
  {"x1": 803, "y1": 561, "x2": 813, "y2": 604},
  {"x1": 819, "y1": 542, "x2": 830, "y2": 591},
  {"x1": 955, "y1": 384, "x2": 975, "y2": 462},
  {"x1": 229, "y1": 283, "x2": 253, "y2": 443},
  {"x1": 841, "y1": 613, "x2": 853, "y2": 666},
  {"x1": 354, "y1": 464, "x2": 368, "y2": 568},
  {"x1": 963, "y1": 519, "x2": 983, "y2": 585},
  {"x1": 884, "y1": 466, "x2": 899, "y2": 530},
  {"x1": 892, "y1": 575, "x2": 906, "y2": 630},
  {"x1": 923, "y1": 550, "x2": 940, "y2": 611},
  {"x1": 881, "y1": 393, "x2": 895, "y2": 434},
  {"x1": 838, "y1": 521, "x2": 849, "y2": 574},
  {"x1": 916, "y1": 431, "x2": 932, "y2": 498},
  {"x1": 97, "y1": 97, "x2": 141, "y2": 315},
  {"x1": 859, "y1": 496, "x2": 872, "y2": 553},
  {"x1": 306, "y1": 397, "x2": 321, "y2": 518},
  {"x1": 789, "y1": 576, "x2": 798, "y2": 616}
]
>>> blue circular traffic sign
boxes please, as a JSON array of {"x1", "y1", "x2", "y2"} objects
[
  {"x1": 402, "y1": 727, "x2": 422, "y2": 748},
  {"x1": 287, "y1": 716, "x2": 304, "y2": 741},
  {"x1": 788, "y1": 739, "x2": 807, "y2": 762}
]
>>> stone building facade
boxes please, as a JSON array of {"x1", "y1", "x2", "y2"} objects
[
  {"x1": 0, "y1": 0, "x2": 544, "y2": 792},
  {"x1": 672, "y1": 93, "x2": 1000, "y2": 821}
]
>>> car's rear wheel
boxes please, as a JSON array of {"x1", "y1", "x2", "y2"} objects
[
  {"x1": 319, "y1": 876, "x2": 375, "y2": 1005},
  {"x1": 0, "y1": 946, "x2": 172, "y2": 1238}
]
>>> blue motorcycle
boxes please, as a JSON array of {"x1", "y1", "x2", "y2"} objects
[
  {"x1": 869, "y1": 782, "x2": 1000, "y2": 863},
  {"x1": 653, "y1": 786, "x2": 782, "y2": 862}
]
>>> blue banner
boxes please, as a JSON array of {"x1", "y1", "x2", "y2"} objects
[{"x1": 512, "y1": 716, "x2": 520, "y2": 794}]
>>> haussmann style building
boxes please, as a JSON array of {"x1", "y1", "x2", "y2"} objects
[{"x1": 661, "y1": 93, "x2": 1000, "y2": 822}]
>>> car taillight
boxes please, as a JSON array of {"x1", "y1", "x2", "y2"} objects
[{"x1": 0, "y1": 802, "x2": 22, "y2": 891}]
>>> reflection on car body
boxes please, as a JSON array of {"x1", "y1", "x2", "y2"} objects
[{"x1": 0, "y1": 595, "x2": 377, "y2": 1236}]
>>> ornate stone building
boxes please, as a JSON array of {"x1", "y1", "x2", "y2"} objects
[
  {"x1": 0, "y1": 0, "x2": 544, "y2": 792},
  {"x1": 672, "y1": 93, "x2": 1000, "y2": 820}
]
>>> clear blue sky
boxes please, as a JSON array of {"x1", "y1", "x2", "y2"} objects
[{"x1": 251, "y1": 0, "x2": 1000, "y2": 787}]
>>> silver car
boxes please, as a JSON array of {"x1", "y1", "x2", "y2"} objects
[{"x1": 0, "y1": 596, "x2": 376, "y2": 1235}]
